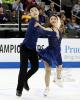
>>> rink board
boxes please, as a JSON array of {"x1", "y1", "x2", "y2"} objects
[{"x1": 0, "y1": 38, "x2": 80, "y2": 68}]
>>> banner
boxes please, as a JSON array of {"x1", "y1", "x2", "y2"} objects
[
  {"x1": 0, "y1": 38, "x2": 80, "y2": 67},
  {"x1": 61, "y1": 39, "x2": 80, "y2": 62}
]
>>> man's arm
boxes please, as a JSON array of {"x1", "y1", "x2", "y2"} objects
[{"x1": 27, "y1": 18, "x2": 36, "y2": 30}]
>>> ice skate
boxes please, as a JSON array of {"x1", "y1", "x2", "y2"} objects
[{"x1": 43, "y1": 87, "x2": 49, "y2": 96}]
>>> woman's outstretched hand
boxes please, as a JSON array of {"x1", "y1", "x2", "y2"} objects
[{"x1": 34, "y1": 22, "x2": 40, "y2": 27}]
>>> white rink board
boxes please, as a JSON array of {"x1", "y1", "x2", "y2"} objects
[
  {"x1": 0, "y1": 38, "x2": 80, "y2": 62},
  {"x1": 61, "y1": 39, "x2": 80, "y2": 62}
]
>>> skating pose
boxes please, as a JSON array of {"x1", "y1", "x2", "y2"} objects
[
  {"x1": 16, "y1": 5, "x2": 57, "y2": 97},
  {"x1": 35, "y1": 14, "x2": 63, "y2": 96}
]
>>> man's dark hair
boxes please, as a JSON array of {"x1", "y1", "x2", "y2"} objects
[{"x1": 27, "y1": 4, "x2": 40, "y2": 12}]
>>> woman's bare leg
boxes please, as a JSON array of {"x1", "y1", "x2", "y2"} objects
[
  {"x1": 44, "y1": 61, "x2": 51, "y2": 96},
  {"x1": 56, "y1": 65, "x2": 62, "y2": 79},
  {"x1": 44, "y1": 61, "x2": 51, "y2": 88}
]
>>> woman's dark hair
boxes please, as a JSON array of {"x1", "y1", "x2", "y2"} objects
[
  {"x1": 49, "y1": 13, "x2": 58, "y2": 19},
  {"x1": 44, "y1": 17, "x2": 52, "y2": 28}
]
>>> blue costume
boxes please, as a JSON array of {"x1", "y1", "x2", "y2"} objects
[
  {"x1": 23, "y1": 18, "x2": 57, "y2": 50},
  {"x1": 38, "y1": 31, "x2": 62, "y2": 67},
  {"x1": 17, "y1": 18, "x2": 57, "y2": 94}
]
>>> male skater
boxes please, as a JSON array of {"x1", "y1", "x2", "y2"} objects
[{"x1": 16, "y1": 4, "x2": 57, "y2": 97}]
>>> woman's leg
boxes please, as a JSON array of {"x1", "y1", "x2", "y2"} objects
[
  {"x1": 56, "y1": 65, "x2": 62, "y2": 79},
  {"x1": 56, "y1": 53, "x2": 62, "y2": 79},
  {"x1": 44, "y1": 61, "x2": 51, "y2": 88},
  {"x1": 44, "y1": 61, "x2": 51, "y2": 96}
]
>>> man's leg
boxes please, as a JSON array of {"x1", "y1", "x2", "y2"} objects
[
  {"x1": 16, "y1": 44, "x2": 28, "y2": 96},
  {"x1": 27, "y1": 51, "x2": 39, "y2": 79},
  {"x1": 24, "y1": 51, "x2": 39, "y2": 90}
]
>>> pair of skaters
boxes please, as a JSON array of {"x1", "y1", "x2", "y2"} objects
[{"x1": 16, "y1": 4, "x2": 62, "y2": 97}]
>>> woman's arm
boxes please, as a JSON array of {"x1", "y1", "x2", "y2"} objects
[
  {"x1": 35, "y1": 27, "x2": 57, "y2": 38},
  {"x1": 34, "y1": 22, "x2": 57, "y2": 37},
  {"x1": 34, "y1": 22, "x2": 52, "y2": 31}
]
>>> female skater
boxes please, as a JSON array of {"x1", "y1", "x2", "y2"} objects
[{"x1": 35, "y1": 14, "x2": 63, "y2": 96}]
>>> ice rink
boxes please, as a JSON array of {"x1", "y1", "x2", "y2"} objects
[{"x1": 0, "y1": 68, "x2": 80, "y2": 100}]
